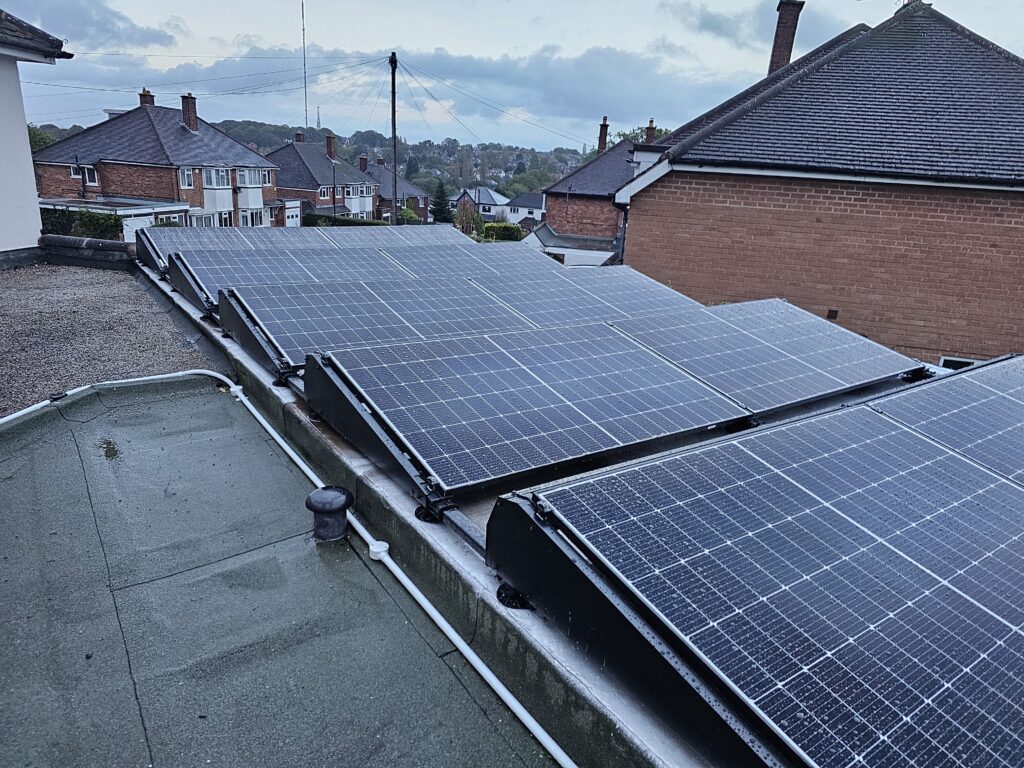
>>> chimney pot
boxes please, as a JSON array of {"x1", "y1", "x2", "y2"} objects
[
  {"x1": 645, "y1": 118, "x2": 656, "y2": 145},
  {"x1": 769, "y1": 0, "x2": 805, "y2": 75},
  {"x1": 325, "y1": 132, "x2": 335, "y2": 160},
  {"x1": 598, "y1": 116, "x2": 609, "y2": 153},
  {"x1": 294, "y1": 130, "x2": 305, "y2": 143},
  {"x1": 358, "y1": 154, "x2": 368, "y2": 172},
  {"x1": 376, "y1": 156, "x2": 385, "y2": 166},
  {"x1": 139, "y1": 88, "x2": 155, "y2": 107},
  {"x1": 180, "y1": 93, "x2": 198, "y2": 132}
]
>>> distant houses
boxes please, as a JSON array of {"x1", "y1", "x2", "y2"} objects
[
  {"x1": 505, "y1": 192, "x2": 544, "y2": 233},
  {"x1": 0, "y1": 9, "x2": 71, "y2": 254},
  {"x1": 33, "y1": 91, "x2": 287, "y2": 239},
  {"x1": 361, "y1": 156, "x2": 431, "y2": 223},
  {"x1": 448, "y1": 187, "x2": 510, "y2": 222}
]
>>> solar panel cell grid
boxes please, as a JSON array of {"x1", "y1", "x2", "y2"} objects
[
  {"x1": 537, "y1": 406, "x2": 1024, "y2": 768},
  {"x1": 287, "y1": 248, "x2": 413, "y2": 282},
  {"x1": 561, "y1": 268, "x2": 704, "y2": 317},
  {"x1": 382, "y1": 245, "x2": 503, "y2": 278},
  {"x1": 472, "y1": 275, "x2": 630, "y2": 327},
  {"x1": 186, "y1": 250, "x2": 316, "y2": 298}
]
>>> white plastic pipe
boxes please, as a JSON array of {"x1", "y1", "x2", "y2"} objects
[{"x1": 1, "y1": 370, "x2": 578, "y2": 768}]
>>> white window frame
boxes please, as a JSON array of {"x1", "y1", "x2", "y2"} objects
[
  {"x1": 318, "y1": 186, "x2": 331, "y2": 200},
  {"x1": 527, "y1": 208, "x2": 535, "y2": 215},
  {"x1": 190, "y1": 213, "x2": 215, "y2": 227},
  {"x1": 203, "y1": 168, "x2": 231, "y2": 188},
  {"x1": 261, "y1": 169, "x2": 273, "y2": 186},
  {"x1": 237, "y1": 169, "x2": 261, "y2": 188},
  {"x1": 84, "y1": 167, "x2": 98, "y2": 186},
  {"x1": 240, "y1": 208, "x2": 265, "y2": 227},
  {"x1": 178, "y1": 167, "x2": 193, "y2": 189},
  {"x1": 217, "y1": 211, "x2": 233, "y2": 227},
  {"x1": 344, "y1": 186, "x2": 353, "y2": 197},
  {"x1": 482, "y1": 205, "x2": 492, "y2": 213},
  {"x1": 70, "y1": 166, "x2": 81, "y2": 178},
  {"x1": 511, "y1": 207, "x2": 519, "y2": 214},
  {"x1": 156, "y1": 213, "x2": 185, "y2": 225}
]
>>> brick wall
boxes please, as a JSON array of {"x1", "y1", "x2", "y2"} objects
[
  {"x1": 546, "y1": 195, "x2": 622, "y2": 238},
  {"x1": 98, "y1": 163, "x2": 178, "y2": 200},
  {"x1": 35, "y1": 163, "x2": 94, "y2": 199},
  {"x1": 625, "y1": 171, "x2": 1024, "y2": 363}
]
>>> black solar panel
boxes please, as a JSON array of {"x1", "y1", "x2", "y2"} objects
[
  {"x1": 471, "y1": 274, "x2": 630, "y2": 327},
  {"x1": 395, "y1": 226, "x2": 473, "y2": 245},
  {"x1": 361, "y1": 278, "x2": 536, "y2": 338},
  {"x1": 230, "y1": 282, "x2": 423, "y2": 366},
  {"x1": 614, "y1": 310, "x2": 857, "y2": 412},
  {"x1": 330, "y1": 325, "x2": 747, "y2": 490},
  {"x1": 286, "y1": 248, "x2": 413, "y2": 282},
  {"x1": 317, "y1": 226, "x2": 409, "y2": 249},
  {"x1": 331, "y1": 337, "x2": 619, "y2": 489},
  {"x1": 537, "y1": 406, "x2": 1024, "y2": 768},
  {"x1": 711, "y1": 300, "x2": 918, "y2": 388},
  {"x1": 561, "y1": 267, "x2": 703, "y2": 316},
  {"x1": 242, "y1": 227, "x2": 335, "y2": 248},
  {"x1": 871, "y1": 359, "x2": 1024, "y2": 482},
  {"x1": 145, "y1": 227, "x2": 258, "y2": 257},
  {"x1": 184, "y1": 249, "x2": 317, "y2": 300},
  {"x1": 381, "y1": 245, "x2": 502, "y2": 278}
]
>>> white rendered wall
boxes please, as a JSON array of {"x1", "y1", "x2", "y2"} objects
[{"x1": 0, "y1": 57, "x2": 43, "y2": 252}]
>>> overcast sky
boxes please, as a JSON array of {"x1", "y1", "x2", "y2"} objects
[{"x1": 12, "y1": 0, "x2": 1022, "y2": 150}]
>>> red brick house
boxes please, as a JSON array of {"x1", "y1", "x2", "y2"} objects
[
  {"x1": 33, "y1": 91, "x2": 280, "y2": 238},
  {"x1": 360, "y1": 156, "x2": 430, "y2": 222},
  {"x1": 266, "y1": 132, "x2": 379, "y2": 221},
  {"x1": 617, "y1": 2, "x2": 1024, "y2": 365}
]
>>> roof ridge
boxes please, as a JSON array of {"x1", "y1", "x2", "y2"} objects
[
  {"x1": 199, "y1": 116, "x2": 276, "y2": 167},
  {"x1": 916, "y1": 3, "x2": 1024, "y2": 73},
  {"x1": 142, "y1": 106, "x2": 174, "y2": 166},
  {"x1": 33, "y1": 106, "x2": 156, "y2": 161},
  {"x1": 544, "y1": 139, "x2": 633, "y2": 195},
  {"x1": 666, "y1": 18, "x2": 898, "y2": 162}
]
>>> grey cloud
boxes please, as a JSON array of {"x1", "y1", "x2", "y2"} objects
[
  {"x1": 5, "y1": 0, "x2": 176, "y2": 48},
  {"x1": 659, "y1": 1, "x2": 846, "y2": 51}
]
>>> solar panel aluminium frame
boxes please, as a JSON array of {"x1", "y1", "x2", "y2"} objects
[
  {"x1": 309, "y1": 345, "x2": 753, "y2": 497},
  {"x1": 218, "y1": 288, "x2": 295, "y2": 374},
  {"x1": 166, "y1": 253, "x2": 216, "y2": 311}
]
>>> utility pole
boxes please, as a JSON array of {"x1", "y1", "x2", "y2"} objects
[
  {"x1": 389, "y1": 51, "x2": 399, "y2": 226},
  {"x1": 301, "y1": 0, "x2": 308, "y2": 128}
]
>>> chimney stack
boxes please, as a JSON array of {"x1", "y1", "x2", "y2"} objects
[
  {"x1": 358, "y1": 154, "x2": 368, "y2": 172},
  {"x1": 180, "y1": 93, "x2": 198, "y2": 132},
  {"x1": 768, "y1": 0, "x2": 805, "y2": 75},
  {"x1": 139, "y1": 88, "x2": 155, "y2": 107},
  {"x1": 325, "y1": 132, "x2": 336, "y2": 160},
  {"x1": 376, "y1": 156, "x2": 386, "y2": 166},
  {"x1": 294, "y1": 130, "x2": 305, "y2": 143},
  {"x1": 645, "y1": 119, "x2": 656, "y2": 145},
  {"x1": 597, "y1": 116, "x2": 609, "y2": 153}
]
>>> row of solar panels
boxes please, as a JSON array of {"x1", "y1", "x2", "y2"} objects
[{"x1": 520, "y1": 355, "x2": 1024, "y2": 768}]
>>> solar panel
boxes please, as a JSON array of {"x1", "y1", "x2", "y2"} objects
[
  {"x1": 395, "y1": 226, "x2": 473, "y2": 245},
  {"x1": 360, "y1": 278, "x2": 536, "y2": 339},
  {"x1": 967, "y1": 356, "x2": 1024, "y2": 404},
  {"x1": 331, "y1": 337, "x2": 620, "y2": 489},
  {"x1": 614, "y1": 310, "x2": 857, "y2": 412},
  {"x1": 317, "y1": 226, "x2": 409, "y2": 249},
  {"x1": 183, "y1": 249, "x2": 317, "y2": 301},
  {"x1": 470, "y1": 243, "x2": 563, "y2": 275},
  {"x1": 562, "y1": 267, "x2": 704, "y2": 316},
  {"x1": 471, "y1": 274, "x2": 631, "y2": 327},
  {"x1": 711, "y1": 300, "x2": 918, "y2": 388},
  {"x1": 229, "y1": 282, "x2": 424, "y2": 366},
  {"x1": 537, "y1": 406, "x2": 1024, "y2": 768},
  {"x1": 381, "y1": 245, "x2": 502, "y2": 278},
  {"x1": 871, "y1": 359, "x2": 1024, "y2": 482},
  {"x1": 242, "y1": 227, "x2": 335, "y2": 248},
  {"x1": 330, "y1": 325, "x2": 747, "y2": 490},
  {"x1": 144, "y1": 227, "x2": 257, "y2": 258},
  {"x1": 285, "y1": 248, "x2": 413, "y2": 282}
]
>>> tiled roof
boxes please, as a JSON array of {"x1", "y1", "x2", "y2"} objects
[
  {"x1": 33, "y1": 106, "x2": 274, "y2": 168},
  {"x1": 449, "y1": 187, "x2": 509, "y2": 206},
  {"x1": 545, "y1": 140, "x2": 635, "y2": 198},
  {"x1": 266, "y1": 142, "x2": 373, "y2": 189},
  {"x1": 362, "y1": 163, "x2": 430, "y2": 202},
  {"x1": 508, "y1": 192, "x2": 544, "y2": 209},
  {"x1": 0, "y1": 9, "x2": 72, "y2": 59},
  {"x1": 666, "y1": 3, "x2": 1024, "y2": 186}
]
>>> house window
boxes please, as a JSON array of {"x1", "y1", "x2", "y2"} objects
[
  {"x1": 482, "y1": 205, "x2": 492, "y2": 213},
  {"x1": 203, "y1": 168, "x2": 231, "y2": 188},
  {"x1": 179, "y1": 168, "x2": 193, "y2": 189},
  {"x1": 156, "y1": 213, "x2": 185, "y2": 225},
  {"x1": 344, "y1": 186, "x2": 353, "y2": 197},
  {"x1": 240, "y1": 208, "x2": 264, "y2": 227},
  {"x1": 527, "y1": 209, "x2": 534, "y2": 215},
  {"x1": 70, "y1": 166, "x2": 81, "y2": 178},
  {"x1": 335, "y1": 186, "x2": 344, "y2": 196},
  {"x1": 261, "y1": 169, "x2": 273, "y2": 186},
  {"x1": 217, "y1": 211, "x2": 233, "y2": 227},
  {"x1": 511, "y1": 207, "x2": 519, "y2": 214},
  {"x1": 939, "y1": 356, "x2": 983, "y2": 371},
  {"x1": 80, "y1": 167, "x2": 98, "y2": 186},
  {"x1": 418, "y1": 197, "x2": 424, "y2": 207},
  {"x1": 237, "y1": 169, "x2": 261, "y2": 188},
  {"x1": 190, "y1": 214, "x2": 214, "y2": 227},
  {"x1": 319, "y1": 186, "x2": 331, "y2": 200}
]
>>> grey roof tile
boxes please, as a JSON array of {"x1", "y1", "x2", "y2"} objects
[
  {"x1": 266, "y1": 143, "x2": 374, "y2": 189},
  {"x1": 545, "y1": 140, "x2": 635, "y2": 198},
  {"x1": 33, "y1": 106, "x2": 274, "y2": 168},
  {"x1": 508, "y1": 192, "x2": 544, "y2": 209},
  {"x1": 667, "y1": 4, "x2": 1024, "y2": 186},
  {"x1": 362, "y1": 163, "x2": 430, "y2": 201},
  {"x1": 0, "y1": 9, "x2": 71, "y2": 59}
]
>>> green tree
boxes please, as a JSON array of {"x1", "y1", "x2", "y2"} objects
[
  {"x1": 28, "y1": 125, "x2": 55, "y2": 152},
  {"x1": 430, "y1": 180, "x2": 452, "y2": 223},
  {"x1": 405, "y1": 156, "x2": 420, "y2": 179},
  {"x1": 614, "y1": 124, "x2": 672, "y2": 144}
]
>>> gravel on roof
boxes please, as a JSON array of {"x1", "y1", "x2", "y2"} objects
[{"x1": 0, "y1": 264, "x2": 219, "y2": 416}]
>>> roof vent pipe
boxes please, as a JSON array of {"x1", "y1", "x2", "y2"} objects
[
  {"x1": 306, "y1": 486, "x2": 353, "y2": 541},
  {"x1": 768, "y1": 0, "x2": 805, "y2": 75}
]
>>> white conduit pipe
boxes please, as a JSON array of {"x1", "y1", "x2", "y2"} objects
[{"x1": 0, "y1": 370, "x2": 578, "y2": 768}]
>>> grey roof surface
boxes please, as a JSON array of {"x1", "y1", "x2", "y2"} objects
[
  {"x1": 33, "y1": 105, "x2": 274, "y2": 168},
  {"x1": 0, "y1": 9, "x2": 72, "y2": 59},
  {"x1": 531, "y1": 222, "x2": 615, "y2": 252},
  {"x1": 267, "y1": 142, "x2": 374, "y2": 189},
  {"x1": 508, "y1": 192, "x2": 544, "y2": 209},
  {"x1": 450, "y1": 187, "x2": 510, "y2": 206},
  {"x1": 0, "y1": 264, "x2": 219, "y2": 417},
  {"x1": 545, "y1": 140, "x2": 635, "y2": 197},
  {"x1": 667, "y1": 3, "x2": 1024, "y2": 185},
  {"x1": 362, "y1": 162, "x2": 430, "y2": 202},
  {"x1": 0, "y1": 375, "x2": 554, "y2": 768}
]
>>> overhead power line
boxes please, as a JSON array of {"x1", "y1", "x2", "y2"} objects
[{"x1": 399, "y1": 63, "x2": 481, "y2": 143}]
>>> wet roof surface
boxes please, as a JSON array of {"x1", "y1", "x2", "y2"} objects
[{"x1": 0, "y1": 376, "x2": 552, "y2": 767}]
